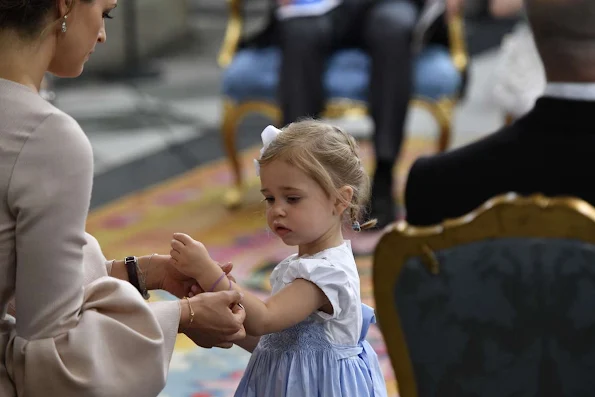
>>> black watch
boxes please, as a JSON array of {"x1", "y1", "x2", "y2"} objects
[{"x1": 125, "y1": 256, "x2": 150, "y2": 300}]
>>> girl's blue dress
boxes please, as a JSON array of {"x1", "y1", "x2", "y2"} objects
[{"x1": 234, "y1": 242, "x2": 387, "y2": 396}]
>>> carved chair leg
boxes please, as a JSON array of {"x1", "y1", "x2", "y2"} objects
[
  {"x1": 221, "y1": 100, "x2": 244, "y2": 209},
  {"x1": 221, "y1": 101, "x2": 282, "y2": 209},
  {"x1": 434, "y1": 98, "x2": 455, "y2": 152}
]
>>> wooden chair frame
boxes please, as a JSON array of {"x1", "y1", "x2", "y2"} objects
[{"x1": 373, "y1": 193, "x2": 595, "y2": 397}]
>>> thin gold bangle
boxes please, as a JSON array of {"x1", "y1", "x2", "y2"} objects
[
  {"x1": 184, "y1": 297, "x2": 194, "y2": 327},
  {"x1": 141, "y1": 253, "x2": 157, "y2": 296},
  {"x1": 147, "y1": 253, "x2": 157, "y2": 266}
]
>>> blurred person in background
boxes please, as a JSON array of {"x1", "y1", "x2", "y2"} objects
[
  {"x1": 0, "y1": 1, "x2": 247, "y2": 396},
  {"x1": 405, "y1": 0, "x2": 595, "y2": 226},
  {"x1": 490, "y1": 0, "x2": 545, "y2": 122},
  {"x1": 245, "y1": 0, "x2": 452, "y2": 228}
]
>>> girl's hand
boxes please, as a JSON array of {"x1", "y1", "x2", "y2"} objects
[
  {"x1": 187, "y1": 262, "x2": 236, "y2": 297},
  {"x1": 169, "y1": 233, "x2": 219, "y2": 280}
]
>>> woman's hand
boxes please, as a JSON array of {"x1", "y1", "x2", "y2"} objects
[
  {"x1": 138, "y1": 254, "x2": 191, "y2": 298},
  {"x1": 144, "y1": 254, "x2": 234, "y2": 298},
  {"x1": 157, "y1": 256, "x2": 197, "y2": 298},
  {"x1": 179, "y1": 290, "x2": 246, "y2": 340},
  {"x1": 184, "y1": 330, "x2": 234, "y2": 349},
  {"x1": 184, "y1": 299, "x2": 245, "y2": 349}
]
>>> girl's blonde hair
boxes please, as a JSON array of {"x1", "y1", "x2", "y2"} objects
[{"x1": 258, "y1": 119, "x2": 377, "y2": 231}]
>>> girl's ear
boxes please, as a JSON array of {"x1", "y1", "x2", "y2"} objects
[{"x1": 334, "y1": 186, "x2": 354, "y2": 216}]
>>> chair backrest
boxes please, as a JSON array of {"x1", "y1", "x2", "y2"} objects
[{"x1": 373, "y1": 193, "x2": 595, "y2": 397}]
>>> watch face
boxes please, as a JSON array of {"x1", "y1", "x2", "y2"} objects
[{"x1": 125, "y1": 256, "x2": 136, "y2": 263}]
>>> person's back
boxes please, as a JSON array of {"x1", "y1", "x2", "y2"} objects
[
  {"x1": 405, "y1": 96, "x2": 595, "y2": 226},
  {"x1": 405, "y1": 0, "x2": 595, "y2": 226},
  {"x1": 0, "y1": 75, "x2": 176, "y2": 396},
  {"x1": 0, "y1": 80, "x2": 85, "y2": 371}
]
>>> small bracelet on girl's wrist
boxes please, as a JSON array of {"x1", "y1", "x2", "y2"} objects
[{"x1": 208, "y1": 272, "x2": 227, "y2": 292}]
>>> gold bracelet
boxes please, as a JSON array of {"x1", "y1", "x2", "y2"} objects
[
  {"x1": 184, "y1": 297, "x2": 194, "y2": 327},
  {"x1": 147, "y1": 253, "x2": 157, "y2": 267}
]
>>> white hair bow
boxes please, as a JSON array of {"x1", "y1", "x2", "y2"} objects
[{"x1": 254, "y1": 125, "x2": 282, "y2": 176}]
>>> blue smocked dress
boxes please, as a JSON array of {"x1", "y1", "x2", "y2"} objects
[{"x1": 235, "y1": 242, "x2": 387, "y2": 397}]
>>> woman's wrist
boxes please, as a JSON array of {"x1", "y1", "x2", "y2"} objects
[
  {"x1": 110, "y1": 259, "x2": 128, "y2": 282},
  {"x1": 138, "y1": 254, "x2": 161, "y2": 291},
  {"x1": 178, "y1": 296, "x2": 197, "y2": 332},
  {"x1": 109, "y1": 255, "x2": 162, "y2": 291}
]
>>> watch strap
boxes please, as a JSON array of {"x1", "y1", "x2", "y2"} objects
[{"x1": 125, "y1": 256, "x2": 150, "y2": 300}]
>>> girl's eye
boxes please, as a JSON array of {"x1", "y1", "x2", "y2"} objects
[
  {"x1": 263, "y1": 197, "x2": 274, "y2": 205},
  {"x1": 103, "y1": 12, "x2": 114, "y2": 19},
  {"x1": 287, "y1": 196, "x2": 301, "y2": 204}
]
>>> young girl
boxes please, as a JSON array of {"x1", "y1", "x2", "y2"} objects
[{"x1": 170, "y1": 120, "x2": 387, "y2": 396}]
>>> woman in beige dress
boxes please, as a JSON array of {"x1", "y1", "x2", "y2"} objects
[{"x1": 0, "y1": 1, "x2": 246, "y2": 396}]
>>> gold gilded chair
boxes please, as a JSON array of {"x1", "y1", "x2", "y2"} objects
[
  {"x1": 373, "y1": 193, "x2": 595, "y2": 396},
  {"x1": 217, "y1": 2, "x2": 469, "y2": 208}
]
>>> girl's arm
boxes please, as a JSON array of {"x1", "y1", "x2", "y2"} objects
[
  {"x1": 235, "y1": 335, "x2": 262, "y2": 353},
  {"x1": 208, "y1": 273, "x2": 329, "y2": 336},
  {"x1": 241, "y1": 279, "x2": 330, "y2": 336},
  {"x1": 170, "y1": 233, "x2": 331, "y2": 336}
]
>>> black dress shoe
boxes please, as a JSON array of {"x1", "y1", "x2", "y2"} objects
[{"x1": 368, "y1": 165, "x2": 397, "y2": 229}]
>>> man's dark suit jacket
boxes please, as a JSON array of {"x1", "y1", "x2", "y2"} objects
[{"x1": 404, "y1": 97, "x2": 595, "y2": 226}]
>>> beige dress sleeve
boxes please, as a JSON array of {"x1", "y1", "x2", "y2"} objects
[{"x1": 4, "y1": 112, "x2": 180, "y2": 397}]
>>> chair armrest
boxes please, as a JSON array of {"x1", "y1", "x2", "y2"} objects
[
  {"x1": 218, "y1": 0, "x2": 244, "y2": 68},
  {"x1": 446, "y1": 13, "x2": 469, "y2": 73}
]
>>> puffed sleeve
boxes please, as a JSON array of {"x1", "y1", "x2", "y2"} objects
[
  {"x1": 5, "y1": 112, "x2": 180, "y2": 397},
  {"x1": 282, "y1": 258, "x2": 359, "y2": 321}
]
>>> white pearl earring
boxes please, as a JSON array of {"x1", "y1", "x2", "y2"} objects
[{"x1": 61, "y1": 15, "x2": 68, "y2": 33}]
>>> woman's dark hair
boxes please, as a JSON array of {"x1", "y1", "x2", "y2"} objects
[
  {"x1": 0, "y1": 0, "x2": 92, "y2": 38},
  {"x1": 0, "y1": 1, "x2": 57, "y2": 37}
]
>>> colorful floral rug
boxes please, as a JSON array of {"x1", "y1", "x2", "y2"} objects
[{"x1": 86, "y1": 136, "x2": 436, "y2": 397}]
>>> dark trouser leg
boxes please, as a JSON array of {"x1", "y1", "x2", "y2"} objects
[
  {"x1": 278, "y1": 16, "x2": 334, "y2": 126},
  {"x1": 362, "y1": 0, "x2": 418, "y2": 227}
]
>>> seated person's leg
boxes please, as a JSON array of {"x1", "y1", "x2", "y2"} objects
[
  {"x1": 363, "y1": 0, "x2": 419, "y2": 227},
  {"x1": 278, "y1": 15, "x2": 334, "y2": 126}
]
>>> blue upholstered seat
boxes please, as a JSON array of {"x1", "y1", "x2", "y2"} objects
[{"x1": 222, "y1": 45, "x2": 462, "y2": 103}]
